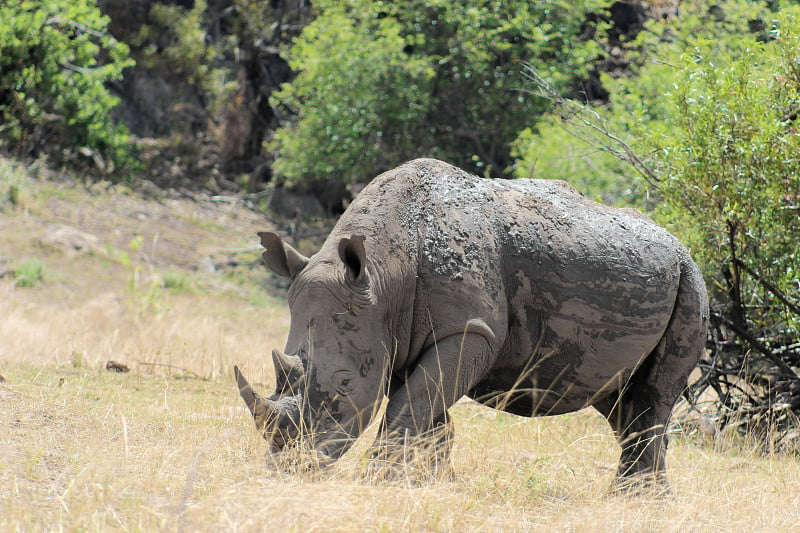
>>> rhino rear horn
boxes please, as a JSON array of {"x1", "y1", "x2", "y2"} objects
[{"x1": 272, "y1": 349, "x2": 303, "y2": 391}]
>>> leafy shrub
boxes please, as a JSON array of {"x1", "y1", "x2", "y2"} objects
[
  {"x1": 510, "y1": 116, "x2": 641, "y2": 206},
  {"x1": 526, "y1": 0, "x2": 800, "y2": 438},
  {"x1": 0, "y1": 158, "x2": 26, "y2": 210},
  {"x1": 515, "y1": 1, "x2": 786, "y2": 206},
  {"x1": 384, "y1": 0, "x2": 608, "y2": 176},
  {"x1": 270, "y1": 0, "x2": 434, "y2": 197},
  {"x1": 270, "y1": 0, "x2": 610, "y2": 203},
  {"x1": 0, "y1": 0, "x2": 135, "y2": 173},
  {"x1": 161, "y1": 269, "x2": 198, "y2": 294},
  {"x1": 130, "y1": 0, "x2": 227, "y2": 100}
]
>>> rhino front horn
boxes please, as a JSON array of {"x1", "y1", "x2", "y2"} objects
[{"x1": 234, "y1": 365, "x2": 274, "y2": 430}]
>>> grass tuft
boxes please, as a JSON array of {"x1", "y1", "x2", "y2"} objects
[
  {"x1": 161, "y1": 268, "x2": 199, "y2": 294},
  {"x1": 12, "y1": 258, "x2": 45, "y2": 287}
]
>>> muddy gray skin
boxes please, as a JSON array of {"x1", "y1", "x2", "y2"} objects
[{"x1": 235, "y1": 158, "x2": 709, "y2": 488}]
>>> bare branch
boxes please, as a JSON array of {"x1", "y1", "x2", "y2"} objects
[
  {"x1": 136, "y1": 361, "x2": 206, "y2": 380},
  {"x1": 711, "y1": 311, "x2": 800, "y2": 383},
  {"x1": 45, "y1": 16, "x2": 107, "y2": 39},
  {"x1": 733, "y1": 258, "x2": 800, "y2": 316},
  {"x1": 522, "y1": 65, "x2": 661, "y2": 187},
  {"x1": 61, "y1": 62, "x2": 95, "y2": 75}
]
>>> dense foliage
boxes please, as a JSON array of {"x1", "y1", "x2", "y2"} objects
[
  {"x1": 521, "y1": 0, "x2": 800, "y2": 442},
  {"x1": 270, "y1": 1, "x2": 434, "y2": 197},
  {"x1": 270, "y1": 0, "x2": 609, "y2": 194},
  {"x1": 0, "y1": 0, "x2": 135, "y2": 173},
  {"x1": 510, "y1": 115, "x2": 639, "y2": 206}
]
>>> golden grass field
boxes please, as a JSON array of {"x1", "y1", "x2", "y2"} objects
[{"x1": 2, "y1": 159, "x2": 800, "y2": 531}]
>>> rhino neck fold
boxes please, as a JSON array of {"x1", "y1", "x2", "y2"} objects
[{"x1": 324, "y1": 174, "x2": 424, "y2": 375}]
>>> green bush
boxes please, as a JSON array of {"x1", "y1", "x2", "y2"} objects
[
  {"x1": 510, "y1": 116, "x2": 641, "y2": 206},
  {"x1": 0, "y1": 0, "x2": 135, "y2": 173},
  {"x1": 270, "y1": 0, "x2": 610, "y2": 201},
  {"x1": 514, "y1": 1, "x2": 785, "y2": 207},
  {"x1": 161, "y1": 268, "x2": 198, "y2": 294},
  {"x1": 270, "y1": 0, "x2": 433, "y2": 195},
  {"x1": 130, "y1": 0, "x2": 227, "y2": 101},
  {"x1": 384, "y1": 0, "x2": 608, "y2": 177},
  {"x1": 0, "y1": 158, "x2": 26, "y2": 210}
]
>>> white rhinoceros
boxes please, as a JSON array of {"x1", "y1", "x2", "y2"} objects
[{"x1": 235, "y1": 158, "x2": 708, "y2": 489}]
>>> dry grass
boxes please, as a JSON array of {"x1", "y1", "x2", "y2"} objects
[
  {"x1": 0, "y1": 282, "x2": 288, "y2": 381},
  {"x1": 3, "y1": 349, "x2": 800, "y2": 531},
  {"x1": 3, "y1": 161, "x2": 800, "y2": 531}
]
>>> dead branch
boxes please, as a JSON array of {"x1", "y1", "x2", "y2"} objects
[
  {"x1": 522, "y1": 65, "x2": 661, "y2": 187},
  {"x1": 136, "y1": 361, "x2": 206, "y2": 380},
  {"x1": 733, "y1": 258, "x2": 800, "y2": 317},
  {"x1": 711, "y1": 311, "x2": 800, "y2": 383}
]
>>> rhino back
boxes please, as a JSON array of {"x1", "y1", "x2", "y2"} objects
[{"x1": 391, "y1": 160, "x2": 682, "y2": 414}]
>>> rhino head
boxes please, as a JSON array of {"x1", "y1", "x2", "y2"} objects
[{"x1": 235, "y1": 231, "x2": 390, "y2": 461}]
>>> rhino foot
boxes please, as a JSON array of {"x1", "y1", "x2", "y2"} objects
[
  {"x1": 366, "y1": 422, "x2": 455, "y2": 484},
  {"x1": 264, "y1": 445, "x2": 333, "y2": 475},
  {"x1": 611, "y1": 471, "x2": 671, "y2": 498}
]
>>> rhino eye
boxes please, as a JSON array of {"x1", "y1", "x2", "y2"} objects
[{"x1": 332, "y1": 369, "x2": 354, "y2": 396}]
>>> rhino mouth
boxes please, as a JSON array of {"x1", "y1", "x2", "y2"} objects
[
  {"x1": 316, "y1": 431, "x2": 356, "y2": 460},
  {"x1": 235, "y1": 364, "x2": 362, "y2": 465},
  {"x1": 262, "y1": 395, "x2": 304, "y2": 452}
]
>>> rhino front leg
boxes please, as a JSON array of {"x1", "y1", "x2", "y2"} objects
[
  {"x1": 371, "y1": 328, "x2": 496, "y2": 480},
  {"x1": 369, "y1": 410, "x2": 455, "y2": 482}
]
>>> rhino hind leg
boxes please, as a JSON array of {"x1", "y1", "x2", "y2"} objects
[{"x1": 595, "y1": 257, "x2": 708, "y2": 492}]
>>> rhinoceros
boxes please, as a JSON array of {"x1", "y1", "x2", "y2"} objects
[{"x1": 235, "y1": 158, "x2": 708, "y2": 488}]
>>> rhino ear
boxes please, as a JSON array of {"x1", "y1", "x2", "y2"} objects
[
  {"x1": 259, "y1": 231, "x2": 309, "y2": 279},
  {"x1": 337, "y1": 235, "x2": 367, "y2": 282}
]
